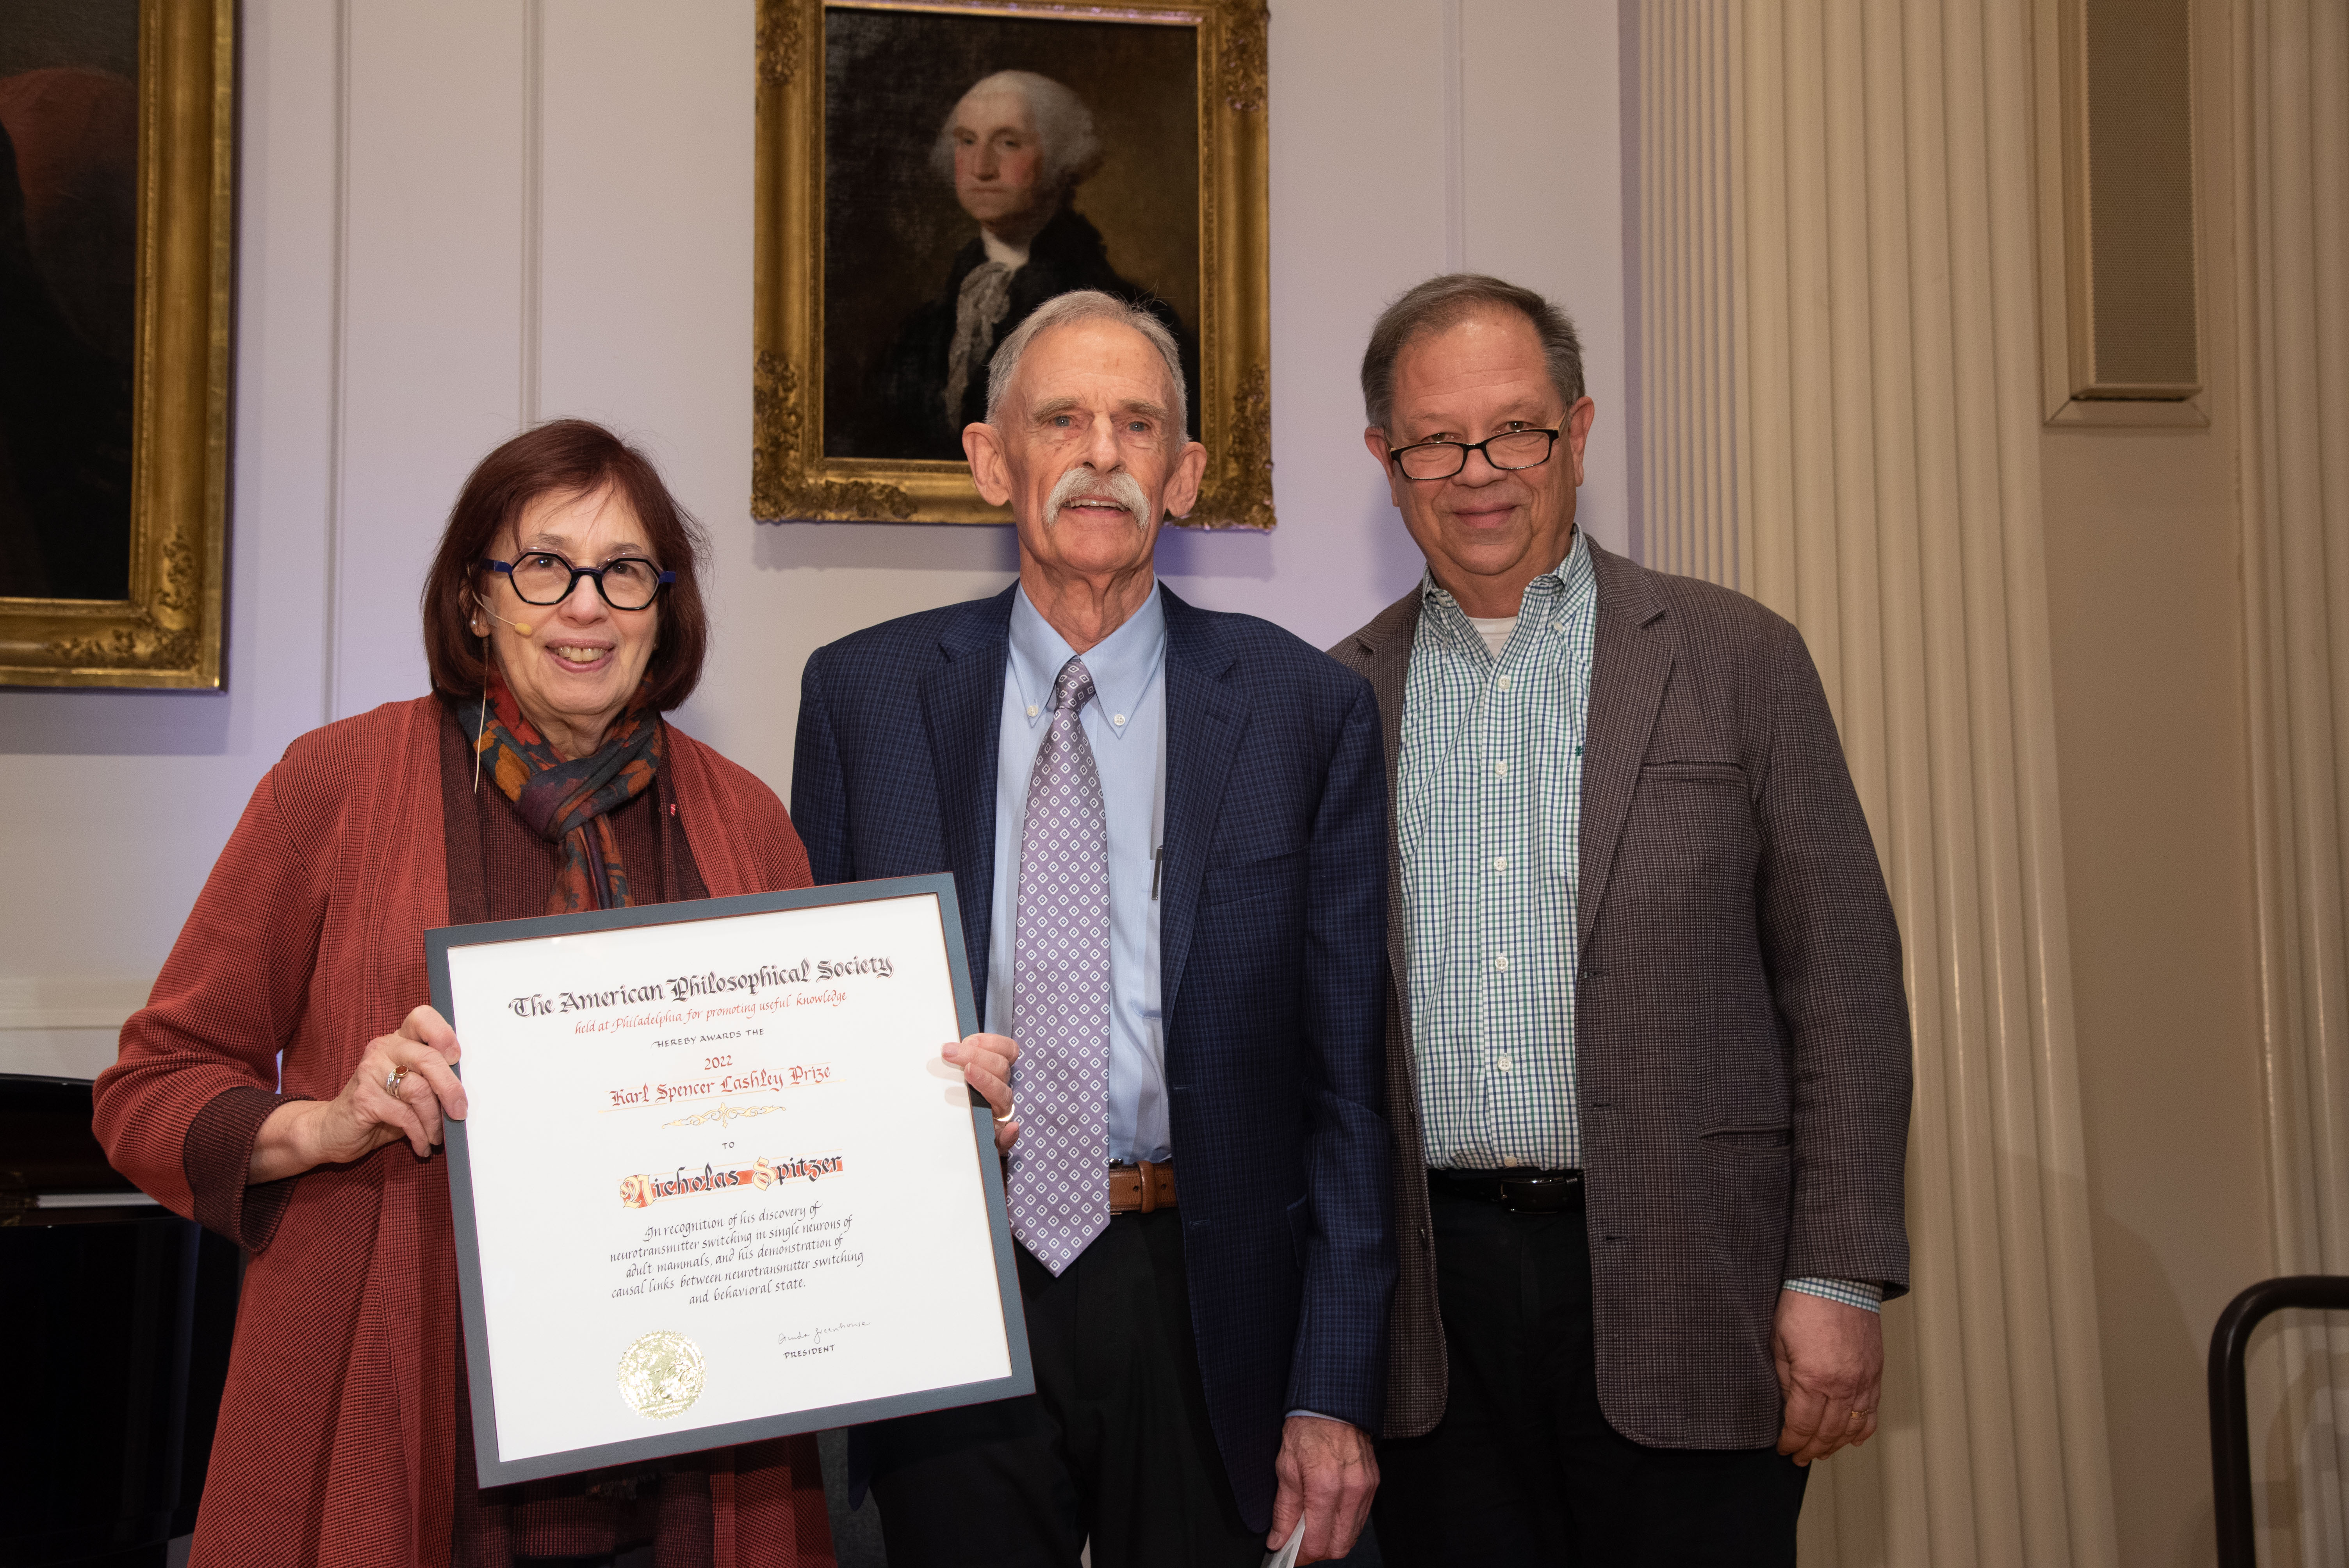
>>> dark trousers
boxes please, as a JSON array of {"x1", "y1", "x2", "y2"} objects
[
  {"x1": 1373, "y1": 1185, "x2": 1807, "y2": 1566},
  {"x1": 866, "y1": 1211, "x2": 1261, "y2": 1568}
]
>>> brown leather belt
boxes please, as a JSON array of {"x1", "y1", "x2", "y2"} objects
[{"x1": 1107, "y1": 1160, "x2": 1178, "y2": 1214}]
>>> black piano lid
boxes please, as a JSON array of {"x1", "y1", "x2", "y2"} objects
[{"x1": 0, "y1": 1071, "x2": 152, "y2": 1226}]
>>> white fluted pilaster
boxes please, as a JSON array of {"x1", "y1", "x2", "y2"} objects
[
  {"x1": 1640, "y1": 4, "x2": 2121, "y2": 1564},
  {"x1": 1640, "y1": 2, "x2": 1741, "y2": 587},
  {"x1": 2235, "y1": 2, "x2": 2349, "y2": 1563}
]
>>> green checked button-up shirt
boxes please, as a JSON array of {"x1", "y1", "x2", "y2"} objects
[
  {"x1": 1398, "y1": 531, "x2": 1597, "y2": 1172},
  {"x1": 1396, "y1": 528, "x2": 1879, "y2": 1314}
]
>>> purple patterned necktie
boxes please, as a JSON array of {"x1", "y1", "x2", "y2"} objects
[{"x1": 1005, "y1": 656, "x2": 1112, "y2": 1276}]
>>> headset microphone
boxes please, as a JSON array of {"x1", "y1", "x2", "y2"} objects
[
  {"x1": 466, "y1": 597, "x2": 534, "y2": 794},
  {"x1": 478, "y1": 602, "x2": 534, "y2": 638}
]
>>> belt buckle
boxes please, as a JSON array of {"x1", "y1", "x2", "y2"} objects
[{"x1": 1498, "y1": 1171, "x2": 1579, "y2": 1213}]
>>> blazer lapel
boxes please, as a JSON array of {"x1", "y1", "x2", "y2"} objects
[
  {"x1": 1349, "y1": 590, "x2": 1420, "y2": 800},
  {"x1": 1157, "y1": 588, "x2": 1246, "y2": 1016},
  {"x1": 1345, "y1": 590, "x2": 1422, "y2": 1038},
  {"x1": 919, "y1": 587, "x2": 1016, "y2": 996},
  {"x1": 1577, "y1": 542, "x2": 1672, "y2": 958}
]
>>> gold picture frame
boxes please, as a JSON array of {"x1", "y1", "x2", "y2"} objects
[
  {"x1": 752, "y1": 0, "x2": 1272, "y2": 528},
  {"x1": 0, "y1": 0, "x2": 234, "y2": 688}
]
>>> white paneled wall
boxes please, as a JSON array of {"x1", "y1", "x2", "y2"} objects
[
  {"x1": 1455, "y1": 0, "x2": 1629, "y2": 558},
  {"x1": 332, "y1": 1, "x2": 530, "y2": 722},
  {"x1": 0, "y1": 0, "x2": 1631, "y2": 1074}
]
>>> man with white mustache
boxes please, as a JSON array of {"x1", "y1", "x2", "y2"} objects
[
  {"x1": 1044, "y1": 462, "x2": 1151, "y2": 530},
  {"x1": 793, "y1": 291, "x2": 1393, "y2": 1566}
]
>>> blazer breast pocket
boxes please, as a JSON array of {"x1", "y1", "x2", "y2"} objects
[
  {"x1": 1628, "y1": 761, "x2": 1758, "y2": 893},
  {"x1": 1638, "y1": 761, "x2": 1747, "y2": 785}
]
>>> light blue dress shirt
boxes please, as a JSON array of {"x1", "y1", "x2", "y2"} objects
[{"x1": 984, "y1": 583, "x2": 1171, "y2": 1165}]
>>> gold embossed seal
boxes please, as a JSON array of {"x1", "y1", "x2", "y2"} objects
[{"x1": 616, "y1": 1330, "x2": 706, "y2": 1420}]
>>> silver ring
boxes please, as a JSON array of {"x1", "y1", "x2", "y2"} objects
[
  {"x1": 385, "y1": 1067, "x2": 407, "y2": 1095},
  {"x1": 993, "y1": 1103, "x2": 1015, "y2": 1125}
]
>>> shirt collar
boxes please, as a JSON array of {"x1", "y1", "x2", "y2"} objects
[
  {"x1": 980, "y1": 230, "x2": 1030, "y2": 270},
  {"x1": 1417, "y1": 527, "x2": 1595, "y2": 643},
  {"x1": 1008, "y1": 581, "x2": 1166, "y2": 738}
]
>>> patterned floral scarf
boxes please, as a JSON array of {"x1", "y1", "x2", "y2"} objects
[{"x1": 460, "y1": 665, "x2": 665, "y2": 913}]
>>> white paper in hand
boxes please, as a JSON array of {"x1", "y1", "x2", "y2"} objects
[{"x1": 1260, "y1": 1523, "x2": 1305, "y2": 1568}]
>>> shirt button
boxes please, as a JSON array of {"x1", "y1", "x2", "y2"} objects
[
  {"x1": 1493, "y1": 953, "x2": 1508, "y2": 971},
  {"x1": 1492, "y1": 855, "x2": 1507, "y2": 871},
  {"x1": 1495, "y1": 760, "x2": 1509, "y2": 778},
  {"x1": 1026, "y1": 705, "x2": 1039, "y2": 718},
  {"x1": 1113, "y1": 713, "x2": 1126, "y2": 726},
  {"x1": 1497, "y1": 675, "x2": 1512, "y2": 691},
  {"x1": 1496, "y1": 1055, "x2": 1513, "y2": 1073}
]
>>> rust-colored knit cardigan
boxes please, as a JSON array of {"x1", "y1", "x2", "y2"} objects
[{"x1": 93, "y1": 697, "x2": 836, "y2": 1568}]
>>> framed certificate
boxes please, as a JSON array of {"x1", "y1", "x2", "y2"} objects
[{"x1": 427, "y1": 873, "x2": 1032, "y2": 1486}]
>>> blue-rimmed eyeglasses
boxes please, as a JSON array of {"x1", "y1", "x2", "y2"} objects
[
  {"x1": 1385, "y1": 428, "x2": 1563, "y2": 481},
  {"x1": 483, "y1": 552, "x2": 674, "y2": 611}
]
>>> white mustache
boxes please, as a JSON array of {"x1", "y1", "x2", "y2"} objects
[{"x1": 1045, "y1": 467, "x2": 1152, "y2": 527}]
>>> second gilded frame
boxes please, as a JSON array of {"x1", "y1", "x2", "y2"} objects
[
  {"x1": 0, "y1": 0, "x2": 235, "y2": 687},
  {"x1": 753, "y1": 0, "x2": 1272, "y2": 528}
]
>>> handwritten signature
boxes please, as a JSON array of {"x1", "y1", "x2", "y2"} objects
[{"x1": 777, "y1": 1320, "x2": 874, "y2": 1347}]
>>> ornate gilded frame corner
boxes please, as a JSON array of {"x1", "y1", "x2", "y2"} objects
[
  {"x1": 752, "y1": 0, "x2": 1273, "y2": 529},
  {"x1": 0, "y1": 0, "x2": 235, "y2": 688}
]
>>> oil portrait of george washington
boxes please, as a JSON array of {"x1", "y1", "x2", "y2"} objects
[{"x1": 819, "y1": 8, "x2": 1202, "y2": 463}]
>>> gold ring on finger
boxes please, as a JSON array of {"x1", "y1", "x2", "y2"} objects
[{"x1": 386, "y1": 1067, "x2": 408, "y2": 1094}]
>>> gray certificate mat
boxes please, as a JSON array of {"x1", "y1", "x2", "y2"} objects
[{"x1": 428, "y1": 873, "x2": 1032, "y2": 1486}]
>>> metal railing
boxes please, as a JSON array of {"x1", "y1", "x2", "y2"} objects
[{"x1": 2207, "y1": 1274, "x2": 2349, "y2": 1568}]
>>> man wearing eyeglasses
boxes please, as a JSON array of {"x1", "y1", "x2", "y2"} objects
[{"x1": 1329, "y1": 274, "x2": 1912, "y2": 1564}]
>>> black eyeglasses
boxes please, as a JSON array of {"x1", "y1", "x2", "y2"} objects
[
  {"x1": 1386, "y1": 428, "x2": 1562, "y2": 481},
  {"x1": 483, "y1": 552, "x2": 674, "y2": 610}
]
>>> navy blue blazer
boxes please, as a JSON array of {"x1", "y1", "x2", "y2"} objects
[{"x1": 791, "y1": 584, "x2": 1394, "y2": 1528}]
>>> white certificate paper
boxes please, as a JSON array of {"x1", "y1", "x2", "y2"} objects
[{"x1": 428, "y1": 874, "x2": 1031, "y2": 1486}]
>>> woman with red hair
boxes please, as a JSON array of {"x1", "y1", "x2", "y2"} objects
[{"x1": 94, "y1": 421, "x2": 836, "y2": 1567}]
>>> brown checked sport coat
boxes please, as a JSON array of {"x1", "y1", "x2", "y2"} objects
[{"x1": 1330, "y1": 538, "x2": 1912, "y2": 1449}]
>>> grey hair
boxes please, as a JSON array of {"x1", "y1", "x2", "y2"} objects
[
  {"x1": 930, "y1": 71, "x2": 1105, "y2": 193},
  {"x1": 1360, "y1": 273, "x2": 1586, "y2": 431},
  {"x1": 984, "y1": 290, "x2": 1189, "y2": 439}
]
